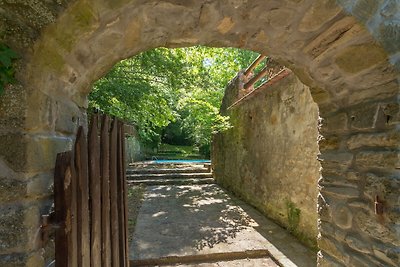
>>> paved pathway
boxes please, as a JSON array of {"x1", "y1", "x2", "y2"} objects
[{"x1": 129, "y1": 163, "x2": 316, "y2": 266}]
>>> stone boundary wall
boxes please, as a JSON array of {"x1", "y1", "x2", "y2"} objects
[
  {"x1": 125, "y1": 125, "x2": 143, "y2": 163},
  {"x1": 213, "y1": 71, "x2": 320, "y2": 248},
  {"x1": 0, "y1": 0, "x2": 399, "y2": 266}
]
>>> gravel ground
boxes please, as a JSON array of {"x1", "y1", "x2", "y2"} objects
[{"x1": 127, "y1": 184, "x2": 146, "y2": 243}]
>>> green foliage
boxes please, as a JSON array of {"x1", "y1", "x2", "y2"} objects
[
  {"x1": 0, "y1": 44, "x2": 19, "y2": 94},
  {"x1": 89, "y1": 46, "x2": 259, "y2": 151},
  {"x1": 286, "y1": 200, "x2": 301, "y2": 232}
]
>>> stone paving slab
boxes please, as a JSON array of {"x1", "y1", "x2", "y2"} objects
[
  {"x1": 164, "y1": 257, "x2": 279, "y2": 267},
  {"x1": 130, "y1": 184, "x2": 316, "y2": 266}
]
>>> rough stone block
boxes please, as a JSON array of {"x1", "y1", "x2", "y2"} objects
[
  {"x1": 304, "y1": 17, "x2": 357, "y2": 58},
  {"x1": 347, "y1": 130, "x2": 400, "y2": 150},
  {"x1": 0, "y1": 253, "x2": 27, "y2": 267},
  {"x1": 318, "y1": 235, "x2": 349, "y2": 264},
  {"x1": 354, "y1": 210, "x2": 400, "y2": 246},
  {"x1": 317, "y1": 193, "x2": 332, "y2": 222},
  {"x1": 347, "y1": 80, "x2": 400, "y2": 106},
  {"x1": 363, "y1": 172, "x2": 400, "y2": 214},
  {"x1": 0, "y1": 251, "x2": 44, "y2": 267},
  {"x1": 321, "y1": 185, "x2": 360, "y2": 199},
  {"x1": 317, "y1": 251, "x2": 346, "y2": 267},
  {"x1": 349, "y1": 254, "x2": 378, "y2": 267},
  {"x1": 355, "y1": 151, "x2": 399, "y2": 170},
  {"x1": 0, "y1": 177, "x2": 26, "y2": 203},
  {"x1": 55, "y1": 100, "x2": 81, "y2": 135},
  {"x1": 349, "y1": 103, "x2": 380, "y2": 130},
  {"x1": 320, "y1": 112, "x2": 348, "y2": 134},
  {"x1": 0, "y1": 134, "x2": 28, "y2": 172},
  {"x1": 26, "y1": 134, "x2": 73, "y2": 172},
  {"x1": 0, "y1": 170, "x2": 52, "y2": 204},
  {"x1": 0, "y1": 85, "x2": 27, "y2": 133},
  {"x1": 373, "y1": 246, "x2": 399, "y2": 266},
  {"x1": 27, "y1": 173, "x2": 53, "y2": 199},
  {"x1": 319, "y1": 152, "x2": 353, "y2": 171},
  {"x1": 352, "y1": 0, "x2": 380, "y2": 22},
  {"x1": 383, "y1": 102, "x2": 400, "y2": 125},
  {"x1": 319, "y1": 135, "x2": 342, "y2": 152},
  {"x1": 378, "y1": 19, "x2": 400, "y2": 54},
  {"x1": 0, "y1": 205, "x2": 28, "y2": 252},
  {"x1": 25, "y1": 90, "x2": 56, "y2": 132},
  {"x1": 298, "y1": 0, "x2": 342, "y2": 33},
  {"x1": 345, "y1": 234, "x2": 372, "y2": 253},
  {"x1": 0, "y1": 134, "x2": 73, "y2": 172},
  {"x1": 335, "y1": 43, "x2": 388, "y2": 74},
  {"x1": 332, "y1": 204, "x2": 353, "y2": 229}
]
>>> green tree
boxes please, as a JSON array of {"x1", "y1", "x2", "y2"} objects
[{"x1": 89, "y1": 46, "x2": 259, "y2": 152}]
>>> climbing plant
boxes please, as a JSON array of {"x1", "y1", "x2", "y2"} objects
[{"x1": 0, "y1": 44, "x2": 18, "y2": 94}]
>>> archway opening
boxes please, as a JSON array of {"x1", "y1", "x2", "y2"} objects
[
  {"x1": 0, "y1": 1, "x2": 399, "y2": 266},
  {"x1": 84, "y1": 45, "x2": 321, "y2": 266}
]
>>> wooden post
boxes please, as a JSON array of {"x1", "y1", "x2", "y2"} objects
[
  {"x1": 54, "y1": 152, "x2": 78, "y2": 267},
  {"x1": 88, "y1": 114, "x2": 101, "y2": 266},
  {"x1": 75, "y1": 126, "x2": 91, "y2": 267},
  {"x1": 109, "y1": 118, "x2": 120, "y2": 266},
  {"x1": 117, "y1": 121, "x2": 129, "y2": 267},
  {"x1": 121, "y1": 123, "x2": 129, "y2": 267},
  {"x1": 100, "y1": 115, "x2": 112, "y2": 266}
]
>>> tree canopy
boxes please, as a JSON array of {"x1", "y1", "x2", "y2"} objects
[{"x1": 89, "y1": 46, "x2": 260, "y2": 155}]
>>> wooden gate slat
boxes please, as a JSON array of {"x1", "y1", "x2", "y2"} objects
[
  {"x1": 109, "y1": 118, "x2": 120, "y2": 266},
  {"x1": 75, "y1": 126, "x2": 91, "y2": 267},
  {"x1": 55, "y1": 114, "x2": 129, "y2": 267},
  {"x1": 117, "y1": 122, "x2": 126, "y2": 267},
  {"x1": 100, "y1": 115, "x2": 112, "y2": 266},
  {"x1": 88, "y1": 114, "x2": 102, "y2": 267},
  {"x1": 54, "y1": 151, "x2": 78, "y2": 267},
  {"x1": 121, "y1": 123, "x2": 130, "y2": 267}
]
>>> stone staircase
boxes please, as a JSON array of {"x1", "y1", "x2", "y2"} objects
[{"x1": 126, "y1": 162, "x2": 214, "y2": 186}]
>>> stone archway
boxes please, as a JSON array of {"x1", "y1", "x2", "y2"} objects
[{"x1": 0, "y1": 0, "x2": 399, "y2": 266}]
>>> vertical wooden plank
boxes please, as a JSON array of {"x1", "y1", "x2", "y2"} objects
[
  {"x1": 88, "y1": 114, "x2": 102, "y2": 267},
  {"x1": 121, "y1": 122, "x2": 130, "y2": 267},
  {"x1": 117, "y1": 121, "x2": 126, "y2": 266},
  {"x1": 109, "y1": 118, "x2": 120, "y2": 266},
  {"x1": 100, "y1": 115, "x2": 112, "y2": 266},
  {"x1": 75, "y1": 126, "x2": 91, "y2": 267},
  {"x1": 54, "y1": 152, "x2": 77, "y2": 267}
]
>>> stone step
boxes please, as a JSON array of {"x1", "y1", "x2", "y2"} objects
[
  {"x1": 129, "y1": 162, "x2": 209, "y2": 169},
  {"x1": 127, "y1": 167, "x2": 209, "y2": 175},
  {"x1": 127, "y1": 177, "x2": 215, "y2": 186},
  {"x1": 130, "y1": 250, "x2": 275, "y2": 267},
  {"x1": 127, "y1": 173, "x2": 213, "y2": 180}
]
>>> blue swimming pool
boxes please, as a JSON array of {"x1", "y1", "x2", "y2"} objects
[{"x1": 153, "y1": 159, "x2": 211, "y2": 164}]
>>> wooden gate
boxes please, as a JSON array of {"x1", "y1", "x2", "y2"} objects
[{"x1": 53, "y1": 114, "x2": 129, "y2": 267}]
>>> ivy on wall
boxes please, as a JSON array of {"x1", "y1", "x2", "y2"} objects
[{"x1": 0, "y1": 44, "x2": 18, "y2": 94}]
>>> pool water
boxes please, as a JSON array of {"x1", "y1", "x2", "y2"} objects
[{"x1": 154, "y1": 159, "x2": 211, "y2": 164}]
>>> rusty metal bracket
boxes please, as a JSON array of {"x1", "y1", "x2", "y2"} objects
[
  {"x1": 374, "y1": 195, "x2": 384, "y2": 215},
  {"x1": 40, "y1": 210, "x2": 59, "y2": 247}
]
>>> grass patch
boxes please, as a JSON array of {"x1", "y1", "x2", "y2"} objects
[{"x1": 148, "y1": 143, "x2": 204, "y2": 159}]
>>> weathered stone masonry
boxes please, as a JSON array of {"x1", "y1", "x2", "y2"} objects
[
  {"x1": 0, "y1": 0, "x2": 399, "y2": 266},
  {"x1": 213, "y1": 71, "x2": 320, "y2": 249}
]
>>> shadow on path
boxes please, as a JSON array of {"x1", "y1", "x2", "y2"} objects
[{"x1": 130, "y1": 184, "x2": 316, "y2": 266}]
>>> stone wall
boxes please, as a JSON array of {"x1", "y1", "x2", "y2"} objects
[
  {"x1": 213, "y1": 71, "x2": 320, "y2": 248},
  {"x1": 0, "y1": 0, "x2": 399, "y2": 266},
  {"x1": 125, "y1": 125, "x2": 143, "y2": 163}
]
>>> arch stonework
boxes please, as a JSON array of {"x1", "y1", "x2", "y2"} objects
[{"x1": 0, "y1": 0, "x2": 399, "y2": 266}]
